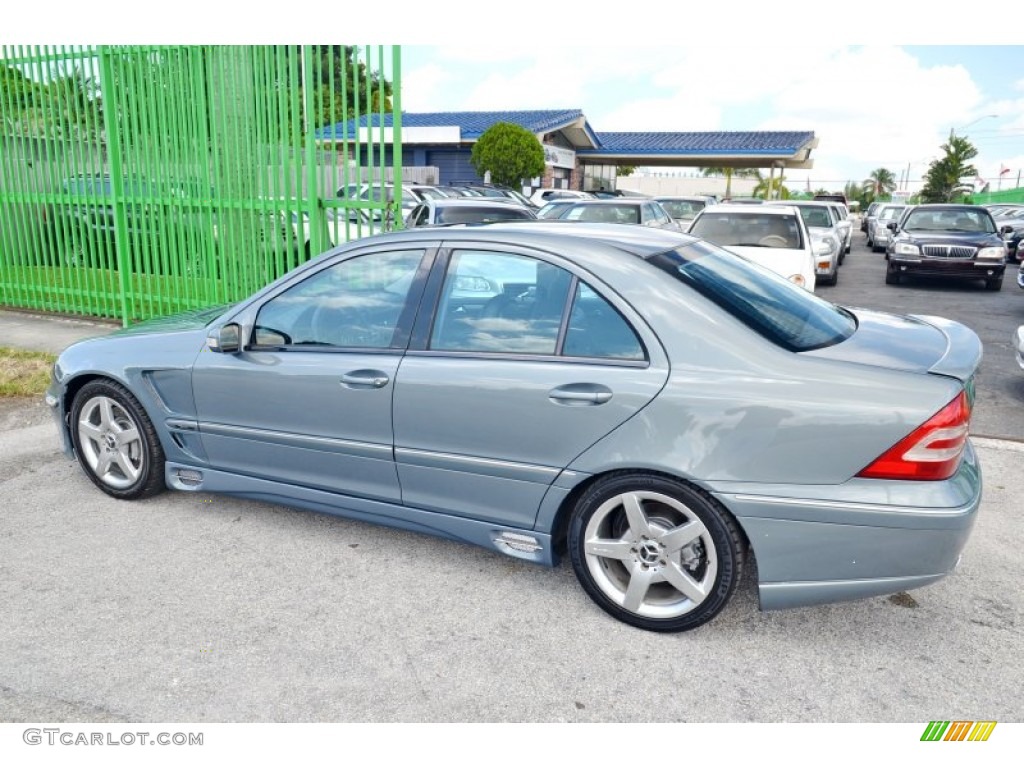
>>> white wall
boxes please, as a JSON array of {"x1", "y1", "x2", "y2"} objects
[{"x1": 617, "y1": 173, "x2": 759, "y2": 198}]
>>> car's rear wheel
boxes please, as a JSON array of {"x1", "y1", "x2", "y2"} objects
[
  {"x1": 70, "y1": 380, "x2": 165, "y2": 500},
  {"x1": 568, "y1": 474, "x2": 743, "y2": 632}
]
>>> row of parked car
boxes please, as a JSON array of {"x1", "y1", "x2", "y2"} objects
[{"x1": 390, "y1": 187, "x2": 859, "y2": 294}]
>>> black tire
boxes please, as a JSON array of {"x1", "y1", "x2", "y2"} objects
[
  {"x1": 985, "y1": 277, "x2": 1002, "y2": 291},
  {"x1": 568, "y1": 473, "x2": 743, "y2": 632},
  {"x1": 885, "y1": 269, "x2": 900, "y2": 285},
  {"x1": 69, "y1": 379, "x2": 166, "y2": 500},
  {"x1": 827, "y1": 268, "x2": 839, "y2": 286}
]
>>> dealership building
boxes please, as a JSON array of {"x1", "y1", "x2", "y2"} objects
[{"x1": 317, "y1": 109, "x2": 818, "y2": 193}]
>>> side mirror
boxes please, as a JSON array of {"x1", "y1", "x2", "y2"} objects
[
  {"x1": 887, "y1": 221, "x2": 898, "y2": 232},
  {"x1": 207, "y1": 323, "x2": 241, "y2": 354},
  {"x1": 1000, "y1": 225, "x2": 1014, "y2": 236}
]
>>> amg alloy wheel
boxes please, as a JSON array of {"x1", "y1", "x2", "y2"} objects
[
  {"x1": 70, "y1": 380, "x2": 165, "y2": 499},
  {"x1": 568, "y1": 474, "x2": 743, "y2": 632}
]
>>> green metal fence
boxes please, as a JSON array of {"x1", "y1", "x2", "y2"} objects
[
  {"x1": 969, "y1": 186, "x2": 1024, "y2": 205},
  {"x1": 0, "y1": 45, "x2": 402, "y2": 325}
]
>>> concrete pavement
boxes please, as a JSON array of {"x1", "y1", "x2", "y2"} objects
[{"x1": 0, "y1": 309, "x2": 117, "y2": 355}]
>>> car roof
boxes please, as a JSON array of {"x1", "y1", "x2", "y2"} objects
[
  {"x1": 704, "y1": 203, "x2": 799, "y2": 215},
  {"x1": 426, "y1": 197, "x2": 526, "y2": 207},
  {"x1": 360, "y1": 221, "x2": 697, "y2": 259}
]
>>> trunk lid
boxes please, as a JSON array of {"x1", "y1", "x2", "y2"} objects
[{"x1": 802, "y1": 307, "x2": 982, "y2": 384}]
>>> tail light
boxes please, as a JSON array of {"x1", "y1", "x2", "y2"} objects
[{"x1": 857, "y1": 391, "x2": 971, "y2": 481}]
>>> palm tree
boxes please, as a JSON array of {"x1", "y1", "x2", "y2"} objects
[
  {"x1": 862, "y1": 168, "x2": 897, "y2": 199},
  {"x1": 751, "y1": 170, "x2": 789, "y2": 199},
  {"x1": 920, "y1": 132, "x2": 979, "y2": 203},
  {"x1": 700, "y1": 167, "x2": 758, "y2": 199}
]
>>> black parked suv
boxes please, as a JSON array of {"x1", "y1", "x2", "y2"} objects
[{"x1": 885, "y1": 204, "x2": 1010, "y2": 291}]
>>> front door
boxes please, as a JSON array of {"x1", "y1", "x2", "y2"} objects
[{"x1": 192, "y1": 247, "x2": 429, "y2": 502}]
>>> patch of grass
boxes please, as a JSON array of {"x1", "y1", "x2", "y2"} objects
[{"x1": 0, "y1": 347, "x2": 56, "y2": 398}]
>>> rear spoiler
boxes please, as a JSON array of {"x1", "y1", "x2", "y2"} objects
[{"x1": 910, "y1": 314, "x2": 983, "y2": 383}]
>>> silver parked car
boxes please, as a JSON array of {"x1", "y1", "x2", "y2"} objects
[
  {"x1": 404, "y1": 198, "x2": 537, "y2": 228},
  {"x1": 868, "y1": 204, "x2": 908, "y2": 252},
  {"x1": 540, "y1": 198, "x2": 680, "y2": 231},
  {"x1": 47, "y1": 223, "x2": 983, "y2": 632}
]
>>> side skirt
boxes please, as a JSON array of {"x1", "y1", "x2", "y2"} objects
[{"x1": 165, "y1": 463, "x2": 557, "y2": 566}]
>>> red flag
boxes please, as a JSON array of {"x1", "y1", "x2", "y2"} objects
[{"x1": 1000, "y1": 165, "x2": 1011, "y2": 176}]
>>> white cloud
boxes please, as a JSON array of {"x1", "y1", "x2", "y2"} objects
[{"x1": 401, "y1": 45, "x2": 1015, "y2": 186}]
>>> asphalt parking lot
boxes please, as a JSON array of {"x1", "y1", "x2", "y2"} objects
[
  {"x1": 1, "y1": 224, "x2": 1022, "y2": 723},
  {"x1": 819, "y1": 228, "x2": 1024, "y2": 442}
]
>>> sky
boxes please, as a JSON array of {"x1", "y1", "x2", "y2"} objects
[
  {"x1": 401, "y1": 44, "x2": 1024, "y2": 194},
  {"x1": 7, "y1": 3, "x2": 1023, "y2": 194}
]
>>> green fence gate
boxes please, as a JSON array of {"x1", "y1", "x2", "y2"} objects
[{"x1": 0, "y1": 45, "x2": 402, "y2": 325}]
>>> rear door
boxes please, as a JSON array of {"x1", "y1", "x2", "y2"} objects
[{"x1": 391, "y1": 242, "x2": 670, "y2": 528}]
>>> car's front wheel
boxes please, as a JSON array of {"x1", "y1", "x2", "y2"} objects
[
  {"x1": 985, "y1": 277, "x2": 1003, "y2": 291},
  {"x1": 568, "y1": 474, "x2": 743, "y2": 632},
  {"x1": 70, "y1": 380, "x2": 166, "y2": 500}
]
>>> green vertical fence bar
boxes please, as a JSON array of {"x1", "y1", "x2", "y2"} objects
[{"x1": 1, "y1": 45, "x2": 401, "y2": 324}]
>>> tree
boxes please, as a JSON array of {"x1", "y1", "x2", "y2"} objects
[
  {"x1": 751, "y1": 170, "x2": 790, "y2": 199},
  {"x1": 618, "y1": 165, "x2": 636, "y2": 177},
  {"x1": 471, "y1": 122, "x2": 545, "y2": 188},
  {"x1": 844, "y1": 180, "x2": 866, "y2": 207},
  {"x1": 920, "y1": 132, "x2": 978, "y2": 203},
  {"x1": 862, "y1": 168, "x2": 896, "y2": 200},
  {"x1": 700, "y1": 167, "x2": 758, "y2": 199},
  {"x1": 308, "y1": 45, "x2": 392, "y2": 127}
]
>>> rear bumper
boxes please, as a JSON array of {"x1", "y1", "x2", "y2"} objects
[{"x1": 713, "y1": 440, "x2": 982, "y2": 611}]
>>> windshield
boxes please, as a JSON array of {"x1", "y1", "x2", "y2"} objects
[
  {"x1": 648, "y1": 240, "x2": 856, "y2": 352},
  {"x1": 878, "y1": 206, "x2": 906, "y2": 221},
  {"x1": 689, "y1": 211, "x2": 805, "y2": 249},
  {"x1": 902, "y1": 208, "x2": 996, "y2": 233},
  {"x1": 537, "y1": 201, "x2": 575, "y2": 219},
  {"x1": 563, "y1": 204, "x2": 641, "y2": 224},
  {"x1": 658, "y1": 200, "x2": 705, "y2": 219},
  {"x1": 796, "y1": 206, "x2": 833, "y2": 229},
  {"x1": 436, "y1": 205, "x2": 535, "y2": 225}
]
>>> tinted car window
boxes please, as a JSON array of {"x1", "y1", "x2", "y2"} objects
[
  {"x1": 436, "y1": 206, "x2": 534, "y2": 225},
  {"x1": 902, "y1": 207, "x2": 995, "y2": 233},
  {"x1": 564, "y1": 204, "x2": 641, "y2": 224},
  {"x1": 649, "y1": 240, "x2": 856, "y2": 352},
  {"x1": 659, "y1": 200, "x2": 704, "y2": 219},
  {"x1": 253, "y1": 250, "x2": 423, "y2": 348},
  {"x1": 799, "y1": 207, "x2": 832, "y2": 228},
  {"x1": 431, "y1": 251, "x2": 572, "y2": 355},
  {"x1": 690, "y1": 212, "x2": 804, "y2": 249},
  {"x1": 563, "y1": 283, "x2": 645, "y2": 361}
]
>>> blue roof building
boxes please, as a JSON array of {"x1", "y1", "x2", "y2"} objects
[{"x1": 316, "y1": 110, "x2": 817, "y2": 191}]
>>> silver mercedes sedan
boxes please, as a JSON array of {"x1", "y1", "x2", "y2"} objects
[{"x1": 47, "y1": 223, "x2": 983, "y2": 632}]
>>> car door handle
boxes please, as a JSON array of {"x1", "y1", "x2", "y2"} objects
[
  {"x1": 548, "y1": 384, "x2": 613, "y2": 405},
  {"x1": 340, "y1": 370, "x2": 390, "y2": 389}
]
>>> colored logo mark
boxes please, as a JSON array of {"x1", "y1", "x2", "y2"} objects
[{"x1": 921, "y1": 721, "x2": 997, "y2": 742}]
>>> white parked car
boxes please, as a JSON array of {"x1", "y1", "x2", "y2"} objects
[
  {"x1": 529, "y1": 188, "x2": 594, "y2": 208},
  {"x1": 765, "y1": 201, "x2": 842, "y2": 285},
  {"x1": 688, "y1": 203, "x2": 816, "y2": 290},
  {"x1": 828, "y1": 203, "x2": 853, "y2": 257}
]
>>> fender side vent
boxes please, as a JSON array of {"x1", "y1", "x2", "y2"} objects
[{"x1": 176, "y1": 469, "x2": 203, "y2": 487}]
